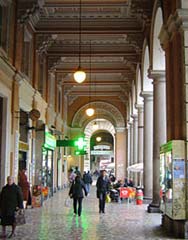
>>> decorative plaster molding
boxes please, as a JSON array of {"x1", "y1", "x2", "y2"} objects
[
  {"x1": 72, "y1": 101, "x2": 125, "y2": 128},
  {"x1": 159, "y1": 9, "x2": 188, "y2": 48},
  {"x1": 115, "y1": 127, "x2": 126, "y2": 133}
]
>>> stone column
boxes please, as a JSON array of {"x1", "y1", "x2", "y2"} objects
[
  {"x1": 127, "y1": 123, "x2": 131, "y2": 178},
  {"x1": 136, "y1": 104, "x2": 144, "y2": 186},
  {"x1": 129, "y1": 121, "x2": 134, "y2": 179},
  {"x1": 141, "y1": 92, "x2": 153, "y2": 199},
  {"x1": 148, "y1": 71, "x2": 167, "y2": 211},
  {"x1": 132, "y1": 114, "x2": 138, "y2": 185},
  {"x1": 115, "y1": 128, "x2": 126, "y2": 180}
]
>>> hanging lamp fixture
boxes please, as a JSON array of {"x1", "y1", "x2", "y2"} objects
[
  {"x1": 86, "y1": 41, "x2": 95, "y2": 117},
  {"x1": 74, "y1": 0, "x2": 86, "y2": 83}
]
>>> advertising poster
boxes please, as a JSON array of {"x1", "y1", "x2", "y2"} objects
[{"x1": 173, "y1": 159, "x2": 185, "y2": 179}]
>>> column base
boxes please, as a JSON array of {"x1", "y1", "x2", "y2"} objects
[
  {"x1": 162, "y1": 214, "x2": 188, "y2": 239},
  {"x1": 147, "y1": 203, "x2": 161, "y2": 213}
]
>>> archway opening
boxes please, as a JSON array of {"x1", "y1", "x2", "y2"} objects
[{"x1": 90, "y1": 131, "x2": 114, "y2": 174}]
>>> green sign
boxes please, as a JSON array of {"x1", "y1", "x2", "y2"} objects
[
  {"x1": 44, "y1": 132, "x2": 56, "y2": 150},
  {"x1": 75, "y1": 150, "x2": 87, "y2": 155},
  {"x1": 74, "y1": 137, "x2": 86, "y2": 150},
  {"x1": 56, "y1": 139, "x2": 75, "y2": 147}
]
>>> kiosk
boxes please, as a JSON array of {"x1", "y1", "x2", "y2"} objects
[{"x1": 160, "y1": 140, "x2": 186, "y2": 220}]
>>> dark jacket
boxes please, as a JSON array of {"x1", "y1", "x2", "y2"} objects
[
  {"x1": 0, "y1": 183, "x2": 23, "y2": 216},
  {"x1": 69, "y1": 178, "x2": 87, "y2": 198},
  {"x1": 96, "y1": 176, "x2": 109, "y2": 198},
  {"x1": 83, "y1": 173, "x2": 92, "y2": 184}
]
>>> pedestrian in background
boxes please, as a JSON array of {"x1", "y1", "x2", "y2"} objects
[
  {"x1": 83, "y1": 171, "x2": 92, "y2": 195},
  {"x1": 0, "y1": 176, "x2": 23, "y2": 238},
  {"x1": 18, "y1": 168, "x2": 31, "y2": 208},
  {"x1": 96, "y1": 170, "x2": 109, "y2": 214},
  {"x1": 69, "y1": 175, "x2": 87, "y2": 217}
]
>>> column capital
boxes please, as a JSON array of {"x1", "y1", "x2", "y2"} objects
[
  {"x1": 159, "y1": 9, "x2": 188, "y2": 49},
  {"x1": 131, "y1": 114, "x2": 138, "y2": 121},
  {"x1": 148, "y1": 69, "x2": 166, "y2": 83},
  {"x1": 135, "y1": 104, "x2": 144, "y2": 110},
  {"x1": 140, "y1": 91, "x2": 153, "y2": 100}
]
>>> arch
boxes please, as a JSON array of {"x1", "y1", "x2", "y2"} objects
[
  {"x1": 136, "y1": 64, "x2": 143, "y2": 105},
  {"x1": 84, "y1": 119, "x2": 116, "y2": 142},
  {"x1": 141, "y1": 40, "x2": 153, "y2": 92},
  {"x1": 150, "y1": 3, "x2": 165, "y2": 70},
  {"x1": 132, "y1": 81, "x2": 137, "y2": 115},
  {"x1": 72, "y1": 101, "x2": 125, "y2": 128}
]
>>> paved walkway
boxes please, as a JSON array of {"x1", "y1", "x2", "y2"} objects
[{"x1": 2, "y1": 187, "x2": 178, "y2": 240}]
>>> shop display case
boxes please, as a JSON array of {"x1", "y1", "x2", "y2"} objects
[{"x1": 160, "y1": 140, "x2": 186, "y2": 220}]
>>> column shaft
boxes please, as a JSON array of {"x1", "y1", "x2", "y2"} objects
[
  {"x1": 150, "y1": 71, "x2": 166, "y2": 208},
  {"x1": 132, "y1": 115, "x2": 138, "y2": 185},
  {"x1": 142, "y1": 92, "x2": 153, "y2": 199},
  {"x1": 115, "y1": 129, "x2": 126, "y2": 180}
]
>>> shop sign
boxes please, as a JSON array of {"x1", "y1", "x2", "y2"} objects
[
  {"x1": 91, "y1": 150, "x2": 113, "y2": 155},
  {"x1": 44, "y1": 132, "x2": 56, "y2": 150}
]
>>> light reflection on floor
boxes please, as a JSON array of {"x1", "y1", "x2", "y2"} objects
[{"x1": 1, "y1": 187, "x2": 178, "y2": 240}]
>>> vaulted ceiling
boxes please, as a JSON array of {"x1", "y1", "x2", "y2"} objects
[{"x1": 17, "y1": 0, "x2": 154, "y2": 125}]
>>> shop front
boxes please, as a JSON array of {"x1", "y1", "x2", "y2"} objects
[{"x1": 41, "y1": 129, "x2": 56, "y2": 198}]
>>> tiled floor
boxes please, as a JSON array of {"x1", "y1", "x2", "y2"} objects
[{"x1": 1, "y1": 187, "x2": 179, "y2": 240}]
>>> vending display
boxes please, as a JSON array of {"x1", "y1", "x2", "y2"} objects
[{"x1": 160, "y1": 140, "x2": 186, "y2": 220}]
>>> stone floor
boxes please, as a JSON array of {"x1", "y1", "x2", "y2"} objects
[{"x1": 2, "y1": 187, "x2": 180, "y2": 240}]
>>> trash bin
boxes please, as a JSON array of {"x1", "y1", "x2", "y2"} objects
[{"x1": 136, "y1": 189, "x2": 143, "y2": 205}]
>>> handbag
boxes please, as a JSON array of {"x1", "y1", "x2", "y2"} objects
[
  {"x1": 15, "y1": 209, "x2": 26, "y2": 225},
  {"x1": 106, "y1": 194, "x2": 111, "y2": 203},
  {"x1": 65, "y1": 197, "x2": 72, "y2": 207}
]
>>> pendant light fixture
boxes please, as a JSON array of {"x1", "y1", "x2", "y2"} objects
[
  {"x1": 86, "y1": 41, "x2": 95, "y2": 117},
  {"x1": 74, "y1": 0, "x2": 86, "y2": 83}
]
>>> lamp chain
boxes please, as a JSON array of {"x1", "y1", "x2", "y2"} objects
[{"x1": 79, "y1": 0, "x2": 82, "y2": 68}]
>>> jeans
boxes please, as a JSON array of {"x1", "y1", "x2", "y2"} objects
[
  {"x1": 73, "y1": 197, "x2": 83, "y2": 216},
  {"x1": 99, "y1": 193, "x2": 106, "y2": 212},
  {"x1": 85, "y1": 183, "x2": 90, "y2": 193}
]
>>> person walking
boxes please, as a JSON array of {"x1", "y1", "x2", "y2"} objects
[
  {"x1": 69, "y1": 175, "x2": 87, "y2": 217},
  {"x1": 18, "y1": 168, "x2": 31, "y2": 208},
  {"x1": 83, "y1": 171, "x2": 92, "y2": 195},
  {"x1": 0, "y1": 176, "x2": 23, "y2": 238},
  {"x1": 96, "y1": 170, "x2": 109, "y2": 214}
]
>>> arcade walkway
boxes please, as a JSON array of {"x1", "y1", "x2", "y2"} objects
[{"x1": 7, "y1": 187, "x2": 177, "y2": 240}]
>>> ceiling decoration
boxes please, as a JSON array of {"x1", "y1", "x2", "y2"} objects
[{"x1": 17, "y1": 0, "x2": 154, "y2": 124}]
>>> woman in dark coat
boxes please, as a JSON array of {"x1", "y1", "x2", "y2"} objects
[
  {"x1": 69, "y1": 175, "x2": 87, "y2": 216},
  {"x1": 96, "y1": 170, "x2": 109, "y2": 214},
  {"x1": 0, "y1": 176, "x2": 23, "y2": 238}
]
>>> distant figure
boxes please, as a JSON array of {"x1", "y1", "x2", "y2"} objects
[
  {"x1": 18, "y1": 168, "x2": 31, "y2": 208},
  {"x1": 74, "y1": 166, "x2": 81, "y2": 177},
  {"x1": 83, "y1": 171, "x2": 93, "y2": 194},
  {"x1": 69, "y1": 175, "x2": 87, "y2": 216},
  {"x1": 0, "y1": 176, "x2": 23, "y2": 238},
  {"x1": 69, "y1": 169, "x2": 76, "y2": 184},
  {"x1": 96, "y1": 170, "x2": 109, "y2": 214},
  {"x1": 128, "y1": 179, "x2": 134, "y2": 187}
]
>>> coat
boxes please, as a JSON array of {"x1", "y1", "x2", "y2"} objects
[
  {"x1": 69, "y1": 179, "x2": 87, "y2": 198},
  {"x1": 96, "y1": 176, "x2": 109, "y2": 198},
  {"x1": 0, "y1": 183, "x2": 23, "y2": 225},
  {"x1": 18, "y1": 171, "x2": 30, "y2": 201}
]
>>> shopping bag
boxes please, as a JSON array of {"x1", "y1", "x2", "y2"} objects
[
  {"x1": 65, "y1": 197, "x2": 72, "y2": 207},
  {"x1": 106, "y1": 194, "x2": 111, "y2": 203},
  {"x1": 15, "y1": 209, "x2": 26, "y2": 225}
]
